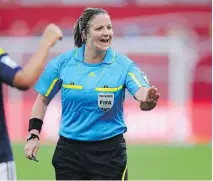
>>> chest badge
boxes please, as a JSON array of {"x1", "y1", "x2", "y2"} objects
[{"x1": 98, "y1": 93, "x2": 114, "y2": 112}]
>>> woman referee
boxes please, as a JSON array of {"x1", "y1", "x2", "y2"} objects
[{"x1": 24, "y1": 8, "x2": 160, "y2": 180}]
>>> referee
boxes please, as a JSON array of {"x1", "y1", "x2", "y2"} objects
[
  {"x1": 0, "y1": 24, "x2": 62, "y2": 180},
  {"x1": 24, "y1": 8, "x2": 159, "y2": 180}
]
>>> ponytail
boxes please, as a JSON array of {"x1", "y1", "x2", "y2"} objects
[{"x1": 73, "y1": 19, "x2": 83, "y2": 47}]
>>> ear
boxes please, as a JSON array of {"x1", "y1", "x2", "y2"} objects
[{"x1": 81, "y1": 29, "x2": 87, "y2": 42}]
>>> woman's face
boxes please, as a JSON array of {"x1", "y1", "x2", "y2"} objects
[{"x1": 86, "y1": 13, "x2": 113, "y2": 51}]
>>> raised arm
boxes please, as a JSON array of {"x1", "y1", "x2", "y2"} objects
[{"x1": 4, "y1": 24, "x2": 62, "y2": 90}]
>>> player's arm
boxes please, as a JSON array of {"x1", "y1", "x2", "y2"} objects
[
  {"x1": 9, "y1": 24, "x2": 62, "y2": 90},
  {"x1": 125, "y1": 62, "x2": 160, "y2": 111},
  {"x1": 13, "y1": 43, "x2": 52, "y2": 90}
]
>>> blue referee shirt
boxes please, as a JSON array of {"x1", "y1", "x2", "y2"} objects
[{"x1": 35, "y1": 45, "x2": 150, "y2": 141}]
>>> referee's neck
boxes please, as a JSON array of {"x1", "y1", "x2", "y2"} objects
[{"x1": 84, "y1": 45, "x2": 106, "y2": 64}]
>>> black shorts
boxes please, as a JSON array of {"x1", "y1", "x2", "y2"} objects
[{"x1": 52, "y1": 134, "x2": 128, "y2": 180}]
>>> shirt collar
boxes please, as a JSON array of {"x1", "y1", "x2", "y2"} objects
[{"x1": 74, "y1": 44, "x2": 115, "y2": 64}]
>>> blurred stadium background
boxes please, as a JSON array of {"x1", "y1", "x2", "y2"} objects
[{"x1": 0, "y1": 0, "x2": 212, "y2": 180}]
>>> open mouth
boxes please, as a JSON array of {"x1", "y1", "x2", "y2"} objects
[{"x1": 100, "y1": 39, "x2": 110, "y2": 43}]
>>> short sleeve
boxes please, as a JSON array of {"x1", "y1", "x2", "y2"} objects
[
  {"x1": 34, "y1": 56, "x2": 62, "y2": 99},
  {"x1": 0, "y1": 52, "x2": 22, "y2": 86},
  {"x1": 125, "y1": 62, "x2": 151, "y2": 96}
]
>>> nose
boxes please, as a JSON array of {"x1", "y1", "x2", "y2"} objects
[{"x1": 103, "y1": 27, "x2": 110, "y2": 37}]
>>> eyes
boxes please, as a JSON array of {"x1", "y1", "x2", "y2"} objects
[{"x1": 95, "y1": 25, "x2": 112, "y2": 31}]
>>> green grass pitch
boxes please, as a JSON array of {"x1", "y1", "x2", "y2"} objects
[{"x1": 12, "y1": 144, "x2": 211, "y2": 180}]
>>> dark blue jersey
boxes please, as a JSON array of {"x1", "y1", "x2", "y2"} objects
[{"x1": 0, "y1": 51, "x2": 21, "y2": 163}]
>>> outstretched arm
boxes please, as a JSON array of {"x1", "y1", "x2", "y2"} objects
[{"x1": 125, "y1": 62, "x2": 159, "y2": 111}]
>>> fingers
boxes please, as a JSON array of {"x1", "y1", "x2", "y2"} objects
[
  {"x1": 147, "y1": 86, "x2": 159, "y2": 100},
  {"x1": 138, "y1": 85, "x2": 159, "y2": 110},
  {"x1": 32, "y1": 142, "x2": 40, "y2": 157},
  {"x1": 45, "y1": 23, "x2": 63, "y2": 38},
  {"x1": 49, "y1": 24, "x2": 63, "y2": 41},
  {"x1": 148, "y1": 86, "x2": 156, "y2": 97},
  {"x1": 155, "y1": 93, "x2": 160, "y2": 100},
  {"x1": 24, "y1": 145, "x2": 33, "y2": 159},
  {"x1": 140, "y1": 101, "x2": 149, "y2": 111},
  {"x1": 140, "y1": 86, "x2": 160, "y2": 111},
  {"x1": 42, "y1": 23, "x2": 63, "y2": 48},
  {"x1": 24, "y1": 140, "x2": 39, "y2": 160}
]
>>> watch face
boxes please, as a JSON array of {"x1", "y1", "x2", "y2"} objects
[
  {"x1": 27, "y1": 134, "x2": 31, "y2": 140},
  {"x1": 27, "y1": 134, "x2": 39, "y2": 141}
]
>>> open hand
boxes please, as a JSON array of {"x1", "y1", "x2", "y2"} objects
[{"x1": 140, "y1": 86, "x2": 160, "y2": 111}]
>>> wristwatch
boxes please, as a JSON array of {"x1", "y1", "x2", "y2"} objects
[{"x1": 27, "y1": 133, "x2": 40, "y2": 142}]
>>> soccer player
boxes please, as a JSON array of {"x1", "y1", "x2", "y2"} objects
[
  {"x1": 24, "y1": 8, "x2": 159, "y2": 180},
  {"x1": 0, "y1": 24, "x2": 63, "y2": 180}
]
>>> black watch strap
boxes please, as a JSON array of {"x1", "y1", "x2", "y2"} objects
[{"x1": 27, "y1": 133, "x2": 40, "y2": 142}]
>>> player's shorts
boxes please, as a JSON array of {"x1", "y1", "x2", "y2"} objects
[
  {"x1": 0, "y1": 161, "x2": 16, "y2": 180},
  {"x1": 52, "y1": 134, "x2": 128, "y2": 180}
]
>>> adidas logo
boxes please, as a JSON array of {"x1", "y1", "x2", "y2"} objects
[{"x1": 88, "y1": 72, "x2": 96, "y2": 77}]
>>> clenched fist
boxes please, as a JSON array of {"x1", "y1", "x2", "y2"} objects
[{"x1": 41, "y1": 23, "x2": 63, "y2": 48}]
